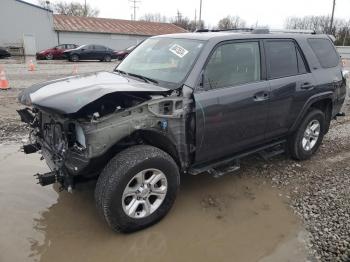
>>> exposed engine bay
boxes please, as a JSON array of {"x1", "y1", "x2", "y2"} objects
[{"x1": 17, "y1": 72, "x2": 195, "y2": 191}]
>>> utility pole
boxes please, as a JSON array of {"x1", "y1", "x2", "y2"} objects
[
  {"x1": 129, "y1": 0, "x2": 140, "y2": 21},
  {"x1": 84, "y1": 0, "x2": 87, "y2": 17},
  {"x1": 194, "y1": 9, "x2": 197, "y2": 29},
  {"x1": 199, "y1": 0, "x2": 202, "y2": 29},
  {"x1": 329, "y1": 0, "x2": 336, "y2": 34},
  {"x1": 176, "y1": 10, "x2": 182, "y2": 23}
]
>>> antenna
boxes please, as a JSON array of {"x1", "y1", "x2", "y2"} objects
[{"x1": 129, "y1": 0, "x2": 141, "y2": 21}]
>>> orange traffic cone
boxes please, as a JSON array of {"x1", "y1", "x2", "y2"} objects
[
  {"x1": 72, "y1": 64, "x2": 78, "y2": 75},
  {"x1": 0, "y1": 66, "x2": 9, "y2": 90},
  {"x1": 28, "y1": 59, "x2": 35, "y2": 71}
]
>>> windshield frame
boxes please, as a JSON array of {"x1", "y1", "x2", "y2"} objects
[{"x1": 115, "y1": 37, "x2": 207, "y2": 89}]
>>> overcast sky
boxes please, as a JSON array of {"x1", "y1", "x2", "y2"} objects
[{"x1": 31, "y1": 0, "x2": 350, "y2": 28}]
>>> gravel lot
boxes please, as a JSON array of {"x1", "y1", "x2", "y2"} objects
[{"x1": 1, "y1": 59, "x2": 350, "y2": 261}]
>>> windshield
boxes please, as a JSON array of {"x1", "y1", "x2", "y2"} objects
[{"x1": 116, "y1": 37, "x2": 205, "y2": 88}]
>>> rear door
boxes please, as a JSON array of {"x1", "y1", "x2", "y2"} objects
[
  {"x1": 94, "y1": 45, "x2": 107, "y2": 60},
  {"x1": 264, "y1": 39, "x2": 315, "y2": 139},
  {"x1": 194, "y1": 40, "x2": 270, "y2": 164}
]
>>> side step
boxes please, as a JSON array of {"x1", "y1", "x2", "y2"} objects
[
  {"x1": 207, "y1": 159, "x2": 240, "y2": 178},
  {"x1": 188, "y1": 140, "x2": 286, "y2": 176}
]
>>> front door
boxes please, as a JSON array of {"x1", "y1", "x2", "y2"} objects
[{"x1": 194, "y1": 41, "x2": 270, "y2": 164}]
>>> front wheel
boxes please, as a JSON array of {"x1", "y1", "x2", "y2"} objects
[
  {"x1": 95, "y1": 145, "x2": 180, "y2": 233},
  {"x1": 288, "y1": 109, "x2": 326, "y2": 160},
  {"x1": 45, "y1": 53, "x2": 53, "y2": 60}
]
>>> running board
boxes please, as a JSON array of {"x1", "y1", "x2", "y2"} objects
[{"x1": 189, "y1": 140, "x2": 286, "y2": 176}]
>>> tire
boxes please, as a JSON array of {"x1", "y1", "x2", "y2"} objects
[
  {"x1": 45, "y1": 53, "x2": 53, "y2": 60},
  {"x1": 288, "y1": 109, "x2": 326, "y2": 160},
  {"x1": 95, "y1": 145, "x2": 180, "y2": 233},
  {"x1": 70, "y1": 54, "x2": 79, "y2": 62},
  {"x1": 104, "y1": 55, "x2": 112, "y2": 62}
]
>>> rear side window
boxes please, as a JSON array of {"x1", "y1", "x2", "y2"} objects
[
  {"x1": 265, "y1": 40, "x2": 299, "y2": 79},
  {"x1": 204, "y1": 41, "x2": 261, "y2": 89},
  {"x1": 308, "y1": 38, "x2": 339, "y2": 68},
  {"x1": 95, "y1": 45, "x2": 107, "y2": 51}
]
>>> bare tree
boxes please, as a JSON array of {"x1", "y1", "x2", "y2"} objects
[
  {"x1": 217, "y1": 16, "x2": 246, "y2": 30},
  {"x1": 38, "y1": 1, "x2": 99, "y2": 17},
  {"x1": 169, "y1": 10, "x2": 203, "y2": 31},
  {"x1": 285, "y1": 15, "x2": 350, "y2": 45},
  {"x1": 139, "y1": 13, "x2": 168, "y2": 23}
]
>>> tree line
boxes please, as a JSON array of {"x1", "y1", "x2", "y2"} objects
[
  {"x1": 285, "y1": 16, "x2": 350, "y2": 45},
  {"x1": 37, "y1": 1, "x2": 350, "y2": 46}
]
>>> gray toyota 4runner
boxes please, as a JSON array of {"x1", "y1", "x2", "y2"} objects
[{"x1": 18, "y1": 29, "x2": 347, "y2": 232}]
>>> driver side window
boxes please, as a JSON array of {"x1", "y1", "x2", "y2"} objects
[{"x1": 203, "y1": 41, "x2": 261, "y2": 90}]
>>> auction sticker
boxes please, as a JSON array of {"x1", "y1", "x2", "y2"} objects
[{"x1": 169, "y1": 44, "x2": 189, "y2": 58}]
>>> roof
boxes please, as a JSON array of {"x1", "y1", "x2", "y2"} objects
[
  {"x1": 15, "y1": 0, "x2": 52, "y2": 12},
  {"x1": 53, "y1": 15, "x2": 188, "y2": 36}
]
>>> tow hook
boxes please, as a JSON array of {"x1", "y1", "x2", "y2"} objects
[
  {"x1": 35, "y1": 171, "x2": 74, "y2": 193},
  {"x1": 35, "y1": 171, "x2": 58, "y2": 186}
]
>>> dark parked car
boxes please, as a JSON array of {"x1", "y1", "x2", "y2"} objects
[
  {"x1": 114, "y1": 45, "x2": 136, "y2": 60},
  {"x1": 18, "y1": 29, "x2": 346, "y2": 233},
  {"x1": 36, "y1": 44, "x2": 78, "y2": 60},
  {"x1": 64, "y1": 44, "x2": 117, "y2": 62},
  {"x1": 0, "y1": 48, "x2": 11, "y2": 59}
]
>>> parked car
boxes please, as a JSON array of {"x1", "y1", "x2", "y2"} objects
[
  {"x1": 18, "y1": 29, "x2": 346, "y2": 233},
  {"x1": 0, "y1": 48, "x2": 11, "y2": 59},
  {"x1": 64, "y1": 44, "x2": 117, "y2": 62},
  {"x1": 114, "y1": 45, "x2": 136, "y2": 60},
  {"x1": 36, "y1": 44, "x2": 78, "y2": 60}
]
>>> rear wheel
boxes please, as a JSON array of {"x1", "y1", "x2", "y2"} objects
[
  {"x1": 95, "y1": 145, "x2": 180, "y2": 233},
  {"x1": 70, "y1": 54, "x2": 79, "y2": 62},
  {"x1": 288, "y1": 109, "x2": 326, "y2": 160},
  {"x1": 104, "y1": 54, "x2": 112, "y2": 62}
]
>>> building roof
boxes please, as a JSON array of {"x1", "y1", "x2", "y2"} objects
[
  {"x1": 16, "y1": 0, "x2": 52, "y2": 12},
  {"x1": 53, "y1": 15, "x2": 188, "y2": 36}
]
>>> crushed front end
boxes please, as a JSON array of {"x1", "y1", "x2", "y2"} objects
[{"x1": 18, "y1": 107, "x2": 82, "y2": 191}]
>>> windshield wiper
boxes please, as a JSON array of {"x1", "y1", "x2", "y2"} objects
[
  {"x1": 126, "y1": 72, "x2": 159, "y2": 85},
  {"x1": 114, "y1": 69, "x2": 159, "y2": 85},
  {"x1": 114, "y1": 69, "x2": 127, "y2": 75}
]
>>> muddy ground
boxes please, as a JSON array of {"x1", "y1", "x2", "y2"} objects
[{"x1": 0, "y1": 60, "x2": 350, "y2": 262}]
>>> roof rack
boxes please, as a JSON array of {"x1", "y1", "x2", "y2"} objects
[
  {"x1": 195, "y1": 28, "x2": 254, "y2": 33},
  {"x1": 195, "y1": 28, "x2": 317, "y2": 35},
  {"x1": 268, "y1": 29, "x2": 316, "y2": 34}
]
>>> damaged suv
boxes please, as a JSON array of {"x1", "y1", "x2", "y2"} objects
[{"x1": 18, "y1": 29, "x2": 346, "y2": 232}]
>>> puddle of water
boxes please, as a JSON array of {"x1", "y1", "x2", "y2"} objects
[{"x1": 0, "y1": 144, "x2": 308, "y2": 262}]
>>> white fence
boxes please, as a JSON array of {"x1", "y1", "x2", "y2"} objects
[{"x1": 337, "y1": 46, "x2": 350, "y2": 60}]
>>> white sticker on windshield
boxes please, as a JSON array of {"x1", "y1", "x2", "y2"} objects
[{"x1": 169, "y1": 44, "x2": 189, "y2": 58}]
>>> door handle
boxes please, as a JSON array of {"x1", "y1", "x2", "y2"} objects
[
  {"x1": 300, "y1": 82, "x2": 314, "y2": 90},
  {"x1": 253, "y1": 92, "x2": 269, "y2": 102}
]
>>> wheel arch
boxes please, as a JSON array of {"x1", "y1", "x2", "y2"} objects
[{"x1": 290, "y1": 92, "x2": 333, "y2": 133}]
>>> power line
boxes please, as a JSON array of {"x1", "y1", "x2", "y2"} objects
[{"x1": 129, "y1": 0, "x2": 141, "y2": 21}]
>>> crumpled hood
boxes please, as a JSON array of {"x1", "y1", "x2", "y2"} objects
[{"x1": 18, "y1": 71, "x2": 170, "y2": 114}]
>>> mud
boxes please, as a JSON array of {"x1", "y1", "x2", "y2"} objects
[{"x1": 0, "y1": 144, "x2": 307, "y2": 262}]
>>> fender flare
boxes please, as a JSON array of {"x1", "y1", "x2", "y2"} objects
[{"x1": 290, "y1": 91, "x2": 334, "y2": 133}]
